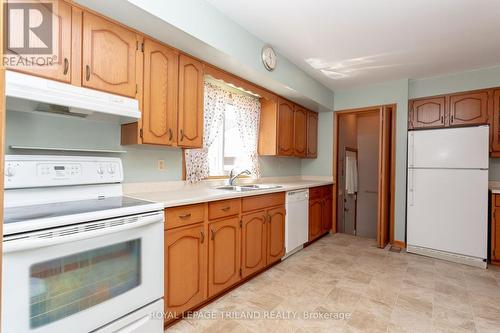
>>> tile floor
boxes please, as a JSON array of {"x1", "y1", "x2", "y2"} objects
[{"x1": 166, "y1": 233, "x2": 500, "y2": 333}]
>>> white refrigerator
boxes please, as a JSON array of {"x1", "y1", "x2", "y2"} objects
[{"x1": 407, "y1": 125, "x2": 489, "y2": 268}]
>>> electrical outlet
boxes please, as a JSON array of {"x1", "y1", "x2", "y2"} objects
[{"x1": 157, "y1": 159, "x2": 165, "y2": 171}]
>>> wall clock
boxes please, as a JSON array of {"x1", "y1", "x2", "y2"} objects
[{"x1": 261, "y1": 45, "x2": 277, "y2": 71}]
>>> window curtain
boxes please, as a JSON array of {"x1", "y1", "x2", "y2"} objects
[
  {"x1": 184, "y1": 82, "x2": 228, "y2": 183},
  {"x1": 231, "y1": 93, "x2": 261, "y2": 178}
]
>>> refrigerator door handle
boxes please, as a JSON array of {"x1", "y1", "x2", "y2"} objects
[
  {"x1": 408, "y1": 132, "x2": 415, "y2": 167},
  {"x1": 408, "y1": 169, "x2": 415, "y2": 206}
]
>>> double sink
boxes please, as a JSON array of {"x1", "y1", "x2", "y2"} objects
[{"x1": 215, "y1": 184, "x2": 282, "y2": 192}]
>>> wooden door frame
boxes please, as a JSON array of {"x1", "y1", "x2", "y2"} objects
[{"x1": 332, "y1": 105, "x2": 397, "y2": 247}]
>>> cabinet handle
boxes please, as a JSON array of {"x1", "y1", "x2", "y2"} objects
[
  {"x1": 180, "y1": 129, "x2": 184, "y2": 141},
  {"x1": 168, "y1": 128, "x2": 173, "y2": 141},
  {"x1": 221, "y1": 206, "x2": 231, "y2": 212},
  {"x1": 267, "y1": 214, "x2": 271, "y2": 223},
  {"x1": 451, "y1": 115, "x2": 454, "y2": 123},
  {"x1": 178, "y1": 213, "x2": 191, "y2": 219},
  {"x1": 441, "y1": 115, "x2": 444, "y2": 124},
  {"x1": 210, "y1": 228, "x2": 215, "y2": 240},
  {"x1": 200, "y1": 231, "x2": 205, "y2": 244},
  {"x1": 63, "y1": 58, "x2": 69, "y2": 75},
  {"x1": 85, "y1": 65, "x2": 90, "y2": 81},
  {"x1": 262, "y1": 216, "x2": 266, "y2": 225}
]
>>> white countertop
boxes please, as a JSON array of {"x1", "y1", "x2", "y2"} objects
[
  {"x1": 490, "y1": 181, "x2": 500, "y2": 194},
  {"x1": 125, "y1": 178, "x2": 333, "y2": 208}
]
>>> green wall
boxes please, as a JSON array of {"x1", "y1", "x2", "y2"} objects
[{"x1": 5, "y1": 111, "x2": 302, "y2": 183}]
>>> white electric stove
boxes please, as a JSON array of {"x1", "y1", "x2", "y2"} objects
[{"x1": 2, "y1": 155, "x2": 165, "y2": 333}]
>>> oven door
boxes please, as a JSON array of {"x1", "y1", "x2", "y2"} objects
[{"x1": 2, "y1": 211, "x2": 164, "y2": 333}]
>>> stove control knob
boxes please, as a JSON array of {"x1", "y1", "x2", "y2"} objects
[
  {"x1": 97, "y1": 166, "x2": 104, "y2": 175},
  {"x1": 108, "y1": 164, "x2": 116, "y2": 175},
  {"x1": 5, "y1": 166, "x2": 15, "y2": 177}
]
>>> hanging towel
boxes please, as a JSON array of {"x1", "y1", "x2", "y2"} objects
[{"x1": 345, "y1": 155, "x2": 358, "y2": 195}]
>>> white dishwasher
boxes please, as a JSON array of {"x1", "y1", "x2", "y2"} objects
[{"x1": 284, "y1": 189, "x2": 309, "y2": 258}]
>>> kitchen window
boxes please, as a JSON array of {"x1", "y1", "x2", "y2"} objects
[{"x1": 184, "y1": 80, "x2": 261, "y2": 182}]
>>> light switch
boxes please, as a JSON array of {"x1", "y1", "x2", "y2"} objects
[{"x1": 157, "y1": 159, "x2": 165, "y2": 171}]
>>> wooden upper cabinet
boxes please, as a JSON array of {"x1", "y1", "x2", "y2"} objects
[
  {"x1": 82, "y1": 12, "x2": 139, "y2": 97},
  {"x1": 293, "y1": 105, "x2": 307, "y2": 157},
  {"x1": 178, "y1": 54, "x2": 204, "y2": 148},
  {"x1": 277, "y1": 98, "x2": 294, "y2": 156},
  {"x1": 307, "y1": 111, "x2": 318, "y2": 158},
  {"x1": 208, "y1": 217, "x2": 241, "y2": 297},
  {"x1": 241, "y1": 211, "x2": 267, "y2": 278},
  {"x1": 409, "y1": 97, "x2": 446, "y2": 129},
  {"x1": 164, "y1": 223, "x2": 206, "y2": 319},
  {"x1": 492, "y1": 90, "x2": 500, "y2": 154},
  {"x1": 266, "y1": 206, "x2": 285, "y2": 265},
  {"x1": 309, "y1": 199, "x2": 322, "y2": 241},
  {"x1": 6, "y1": 0, "x2": 73, "y2": 83},
  {"x1": 142, "y1": 39, "x2": 178, "y2": 145},
  {"x1": 449, "y1": 91, "x2": 489, "y2": 126}
]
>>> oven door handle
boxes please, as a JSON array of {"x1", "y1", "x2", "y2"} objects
[{"x1": 3, "y1": 212, "x2": 163, "y2": 253}]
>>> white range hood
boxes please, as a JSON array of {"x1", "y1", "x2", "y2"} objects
[{"x1": 5, "y1": 70, "x2": 141, "y2": 123}]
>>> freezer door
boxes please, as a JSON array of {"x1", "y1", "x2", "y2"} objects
[
  {"x1": 407, "y1": 168, "x2": 488, "y2": 259},
  {"x1": 408, "y1": 126, "x2": 489, "y2": 169}
]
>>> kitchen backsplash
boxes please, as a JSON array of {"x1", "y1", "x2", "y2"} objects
[{"x1": 5, "y1": 111, "x2": 302, "y2": 183}]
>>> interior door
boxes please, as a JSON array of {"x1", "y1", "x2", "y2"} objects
[
  {"x1": 142, "y1": 39, "x2": 178, "y2": 146},
  {"x1": 377, "y1": 106, "x2": 391, "y2": 248}
]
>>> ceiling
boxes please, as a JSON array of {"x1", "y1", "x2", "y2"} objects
[{"x1": 205, "y1": 0, "x2": 500, "y2": 91}]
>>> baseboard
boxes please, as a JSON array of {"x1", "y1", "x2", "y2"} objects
[
  {"x1": 407, "y1": 244, "x2": 487, "y2": 269},
  {"x1": 391, "y1": 240, "x2": 406, "y2": 248}
]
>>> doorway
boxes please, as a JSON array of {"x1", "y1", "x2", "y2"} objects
[{"x1": 333, "y1": 105, "x2": 396, "y2": 248}]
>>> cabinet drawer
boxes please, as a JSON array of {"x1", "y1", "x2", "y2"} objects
[
  {"x1": 309, "y1": 186, "x2": 324, "y2": 200},
  {"x1": 241, "y1": 192, "x2": 285, "y2": 213},
  {"x1": 165, "y1": 203, "x2": 205, "y2": 230},
  {"x1": 495, "y1": 194, "x2": 500, "y2": 207},
  {"x1": 208, "y1": 199, "x2": 240, "y2": 220}
]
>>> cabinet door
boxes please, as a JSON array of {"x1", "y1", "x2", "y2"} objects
[
  {"x1": 6, "y1": 0, "x2": 72, "y2": 83},
  {"x1": 277, "y1": 98, "x2": 294, "y2": 156},
  {"x1": 492, "y1": 90, "x2": 500, "y2": 153},
  {"x1": 293, "y1": 106, "x2": 307, "y2": 157},
  {"x1": 241, "y1": 211, "x2": 267, "y2": 278},
  {"x1": 82, "y1": 12, "x2": 138, "y2": 97},
  {"x1": 266, "y1": 206, "x2": 285, "y2": 265},
  {"x1": 321, "y1": 197, "x2": 333, "y2": 233},
  {"x1": 178, "y1": 54, "x2": 204, "y2": 148},
  {"x1": 165, "y1": 224, "x2": 206, "y2": 319},
  {"x1": 449, "y1": 91, "x2": 489, "y2": 126},
  {"x1": 208, "y1": 217, "x2": 241, "y2": 297},
  {"x1": 142, "y1": 39, "x2": 178, "y2": 146},
  {"x1": 493, "y1": 204, "x2": 500, "y2": 262},
  {"x1": 409, "y1": 97, "x2": 446, "y2": 129},
  {"x1": 307, "y1": 111, "x2": 318, "y2": 158},
  {"x1": 309, "y1": 199, "x2": 323, "y2": 241}
]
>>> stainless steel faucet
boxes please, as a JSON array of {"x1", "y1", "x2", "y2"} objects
[{"x1": 229, "y1": 168, "x2": 251, "y2": 185}]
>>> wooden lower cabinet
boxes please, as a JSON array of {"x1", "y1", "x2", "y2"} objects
[
  {"x1": 208, "y1": 217, "x2": 241, "y2": 297},
  {"x1": 266, "y1": 206, "x2": 286, "y2": 265},
  {"x1": 164, "y1": 223, "x2": 207, "y2": 319},
  {"x1": 491, "y1": 194, "x2": 500, "y2": 264},
  {"x1": 309, "y1": 186, "x2": 333, "y2": 242},
  {"x1": 309, "y1": 199, "x2": 323, "y2": 241},
  {"x1": 241, "y1": 211, "x2": 267, "y2": 278}
]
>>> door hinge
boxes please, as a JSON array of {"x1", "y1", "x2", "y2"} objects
[
  {"x1": 239, "y1": 268, "x2": 242, "y2": 277},
  {"x1": 139, "y1": 129, "x2": 143, "y2": 138}
]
